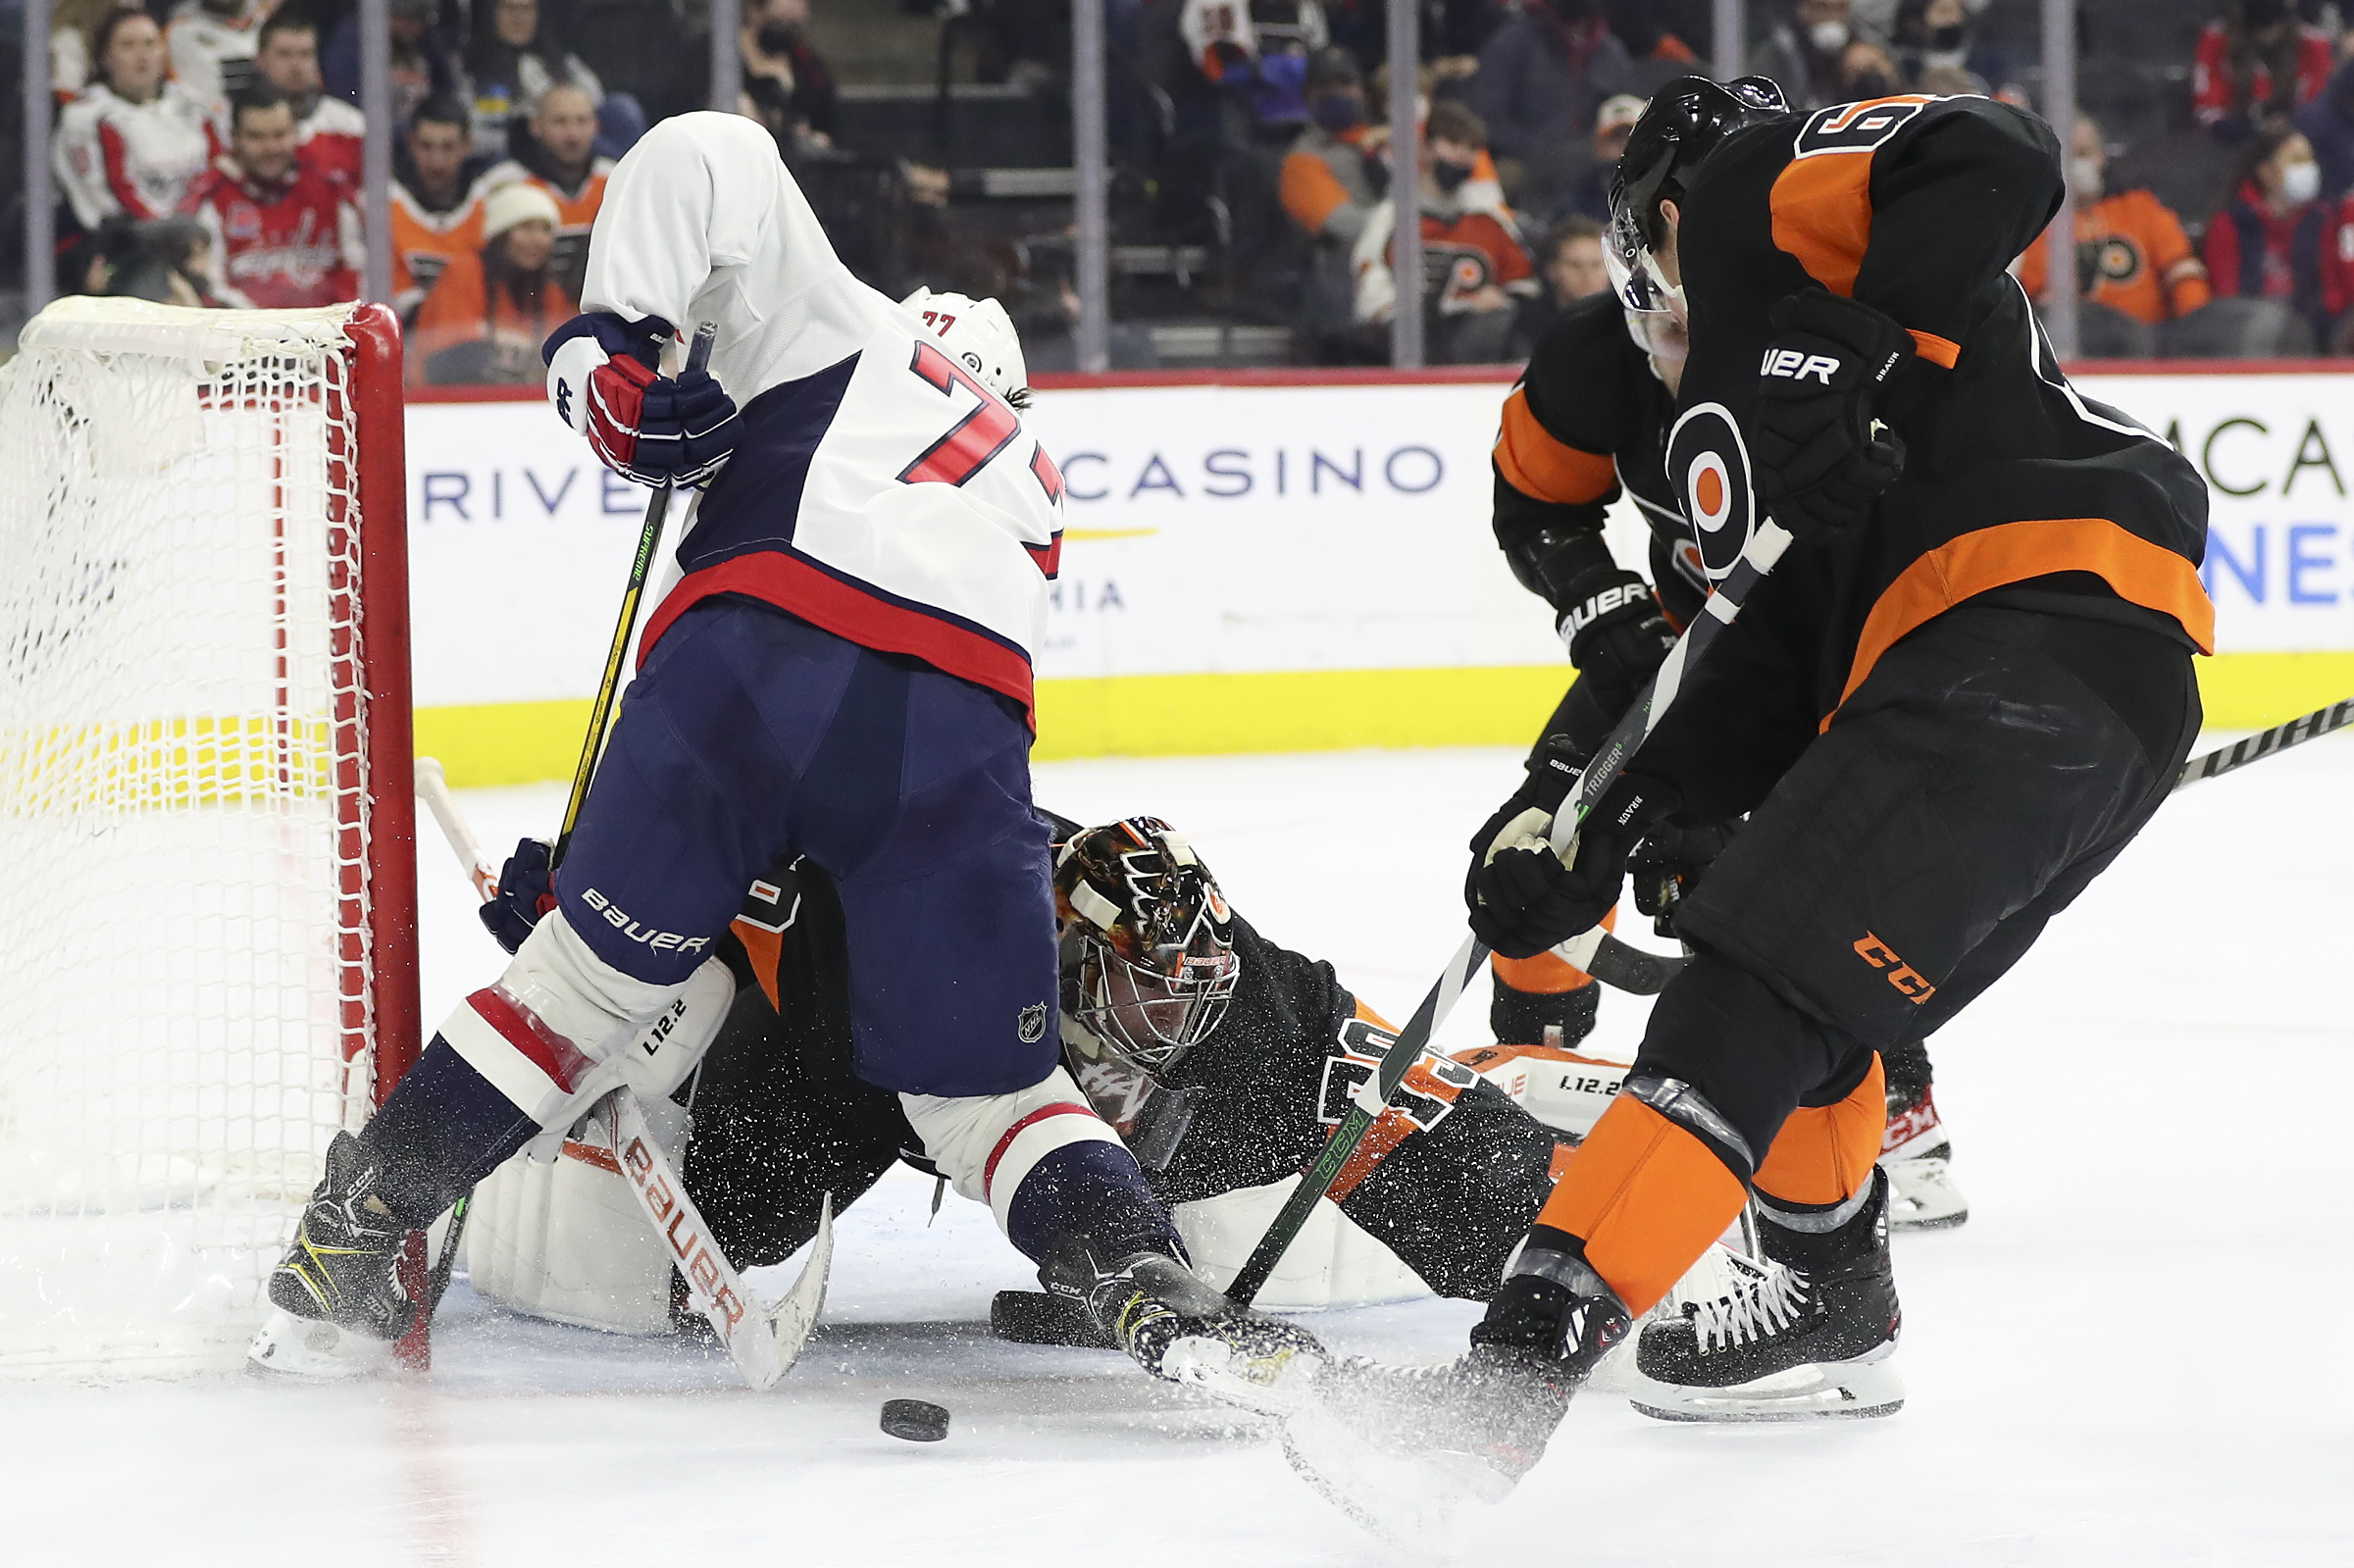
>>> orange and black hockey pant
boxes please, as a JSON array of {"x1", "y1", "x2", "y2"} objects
[{"x1": 1526, "y1": 604, "x2": 2200, "y2": 1314}]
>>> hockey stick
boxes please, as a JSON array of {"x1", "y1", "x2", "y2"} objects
[
  {"x1": 2174, "y1": 695, "x2": 2354, "y2": 792},
  {"x1": 412, "y1": 757, "x2": 833, "y2": 1390},
  {"x1": 553, "y1": 320, "x2": 718, "y2": 867},
  {"x1": 1225, "y1": 521, "x2": 1796, "y2": 1307}
]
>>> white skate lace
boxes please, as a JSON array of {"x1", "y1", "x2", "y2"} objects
[{"x1": 1690, "y1": 1261, "x2": 1809, "y2": 1353}]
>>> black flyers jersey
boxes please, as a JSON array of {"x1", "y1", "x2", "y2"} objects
[
  {"x1": 1661, "y1": 94, "x2": 2214, "y2": 742},
  {"x1": 1492, "y1": 291, "x2": 1706, "y2": 625}
]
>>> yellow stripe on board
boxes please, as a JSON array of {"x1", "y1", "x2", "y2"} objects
[
  {"x1": 412, "y1": 653, "x2": 2354, "y2": 788},
  {"x1": 1, "y1": 714, "x2": 340, "y2": 808}
]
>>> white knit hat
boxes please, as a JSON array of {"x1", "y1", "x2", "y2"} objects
[{"x1": 482, "y1": 181, "x2": 562, "y2": 241}]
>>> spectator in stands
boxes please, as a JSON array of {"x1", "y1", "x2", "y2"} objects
[
  {"x1": 324, "y1": 0, "x2": 469, "y2": 133},
  {"x1": 2203, "y1": 125, "x2": 2344, "y2": 344},
  {"x1": 741, "y1": 0, "x2": 839, "y2": 149},
  {"x1": 1177, "y1": 0, "x2": 1327, "y2": 140},
  {"x1": 480, "y1": 82, "x2": 612, "y2": 304},
  {"x1": 166, "y1": 0, "x2": 265, "y2": 113},
  {"x1": 49, "y1": 0, "x2": 130, "y2": 102},
  {"x1": 2196, "y1": 0, "x2": 2335, "y2": 142},
  {"x1": 1469, "y1": 0, "x2": 1640, "y2": 217},
  {"x1": 1509, "y1": 214, "x2": 1610, "y2": 359},
  {"x1": 185, "y1": 85, "x2": 363, "y2": 309},
  {"x1": 1835, "y1": 35, "x2": 1903, "y2": 101},
  {"x1": 254, "y1": 14, "x2": 367, "y2": 197},
  {"x1": 1752, "y1": 0, "x2": 1881, "y2": 111},
  {"x1": 1282, "y1": 46, "x2": 1383, "y2": 349},
  {"x1": 1559, "y1": 93, "x2": 1645, "y2": 224},
  {"x1": 2295, "y1": 53, "x2": 2354, "y2": 199},
  {"x1": 51, "y1": 8, "x2": 219, "y2": 233},
  {"x1": 2017, "y1": 114, "x2": 2213, "y2": 337},
  {"x1": 466, "y1": 0, "x2": 611, "y2": 161},
  {"x1": 1602, "y1": 1, "x2": 1701, "y2": 80},
  {"x1": 391, "y1": 94, "x2": 491, "y2": 320},
  {"x1": 1890, "y1": 0, "x2": 1990, "y2": 94},
  {"x1": 107, "y1": 216, "x2": 226, "y2": 308},
  {"x1": 1352, "y1": 100, "x2": 1536, "y2": 364},
  {"x1": 409, "y1": 181, "x2": 575, "y2": 385}
]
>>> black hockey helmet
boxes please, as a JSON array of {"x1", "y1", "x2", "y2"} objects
[
  {"x1": 1051, "y1": 816, "x2": 1241, "y2": 1083},
  {"x1": 1607, "y1": 75, "x2": 1790, "y2": 312}
]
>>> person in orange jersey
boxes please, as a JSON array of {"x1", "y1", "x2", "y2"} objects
[
  {"x1": 2016, "y1": 114, "x2": 2212, "y2": 329},
  {"x1": 409, "y1": 180, "x2": 576, "y2": 384},
  {"x1": 1291, "y1": 78, "x2": 2209, "y2": 1525}
]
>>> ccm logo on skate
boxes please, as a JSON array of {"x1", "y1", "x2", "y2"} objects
[
  {"x1": 620, "y1": 1135, "x2": 746, "y2": 1335},
  {"x1": 1854, "y1": 933, "x2": 1937, "y2": 1004},
  {"x1": 581, "y1": 887, "x2": 711, "y2": 953},
  {"x1": 1761, "y1": 349, "x2": 1841, "y2": 386}
]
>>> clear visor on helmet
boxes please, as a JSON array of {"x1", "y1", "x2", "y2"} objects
[
  {"x1": 1071, "y1": 940, "x2": 1240, "y2": 1081},
  {"x1": 1604, "y1": 199, "x2": 1684, "y2": 317}
]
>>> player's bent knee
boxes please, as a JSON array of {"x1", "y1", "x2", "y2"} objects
[
  {"x1": 900, "y1": 1068, "x2": 1125, "y2": 1234},
  {"x1": 436, "y1": 909, "x2": 734, "y2": 1131}
]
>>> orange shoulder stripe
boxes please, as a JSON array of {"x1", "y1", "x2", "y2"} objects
[
  {"x1": 1495, "y1": 385, "x2": 1620, "y2": 506},
  {"x1": 1770, "y1": 148, "x2": 1874, "y2": 298},
  {"x1": 1908, "y1": 329, "x2": 1960, "y2": 368},
  {"x1": 1826, "y1": 517, "x2": 2217, "y2": 731}
]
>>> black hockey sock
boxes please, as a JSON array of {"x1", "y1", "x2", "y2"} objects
[
  {"x1": 1490, "y1": 978, "x2": 1600, "y2": 1047},
  {"x1": 358, "y1": 1037, "x2": 543, "y2": 1229},
  {"x1": 1005, "y1": 1139, "x2": 1184, "y2": 1267}
]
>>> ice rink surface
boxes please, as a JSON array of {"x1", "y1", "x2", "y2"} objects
[{"x1": 7, "y1": 738, "x2": 2352, "y2": 1566}]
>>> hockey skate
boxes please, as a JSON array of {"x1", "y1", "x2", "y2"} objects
[
  {"x1": 1281, "y1": 1266, "x2": 1627, "y2": 1551},
  {"x1": 1881, "y1": 1083, "x2": 1970, "y2": 1230},
  {"x1": 246, "y1": 1132, "x2": 418, "y2": 1379},
  {"x1": 1628, "y1": 1168, "x2": 1904, "y2": 1422},
  {"x1": 1071, "y1": 1249, "x2": 1328, "y2": 1417}
]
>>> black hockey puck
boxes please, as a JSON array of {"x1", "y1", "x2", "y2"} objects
[
  {"x1": 881, "y1": 1398, "x2": 950, "y2": 1442},
  {"x1": 990, "y1": 1289, "x2": 1118, "y2": 1349}
]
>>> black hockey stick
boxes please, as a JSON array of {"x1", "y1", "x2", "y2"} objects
[
  {"x1": 553, "y1": 321, "x2": 717, "y2": 867},
  {"x1": 2174, "y1": 696, "x2": 2354, "y2": 792},
  {"x1": 1224, "y1": 520, "x2": 1797, "y2": 1306}
]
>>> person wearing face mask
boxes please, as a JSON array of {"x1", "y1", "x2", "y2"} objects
[
  {"x1": 2194, "y1": 0, "x2": 2334, "y2": 144},
  {"x1": 2292, "y1": 51, "x2": 2354, "y2": 202},
  {"x1": 1835, "y1": 38, "x2": 1902, "y2": 104},
  {"x1": 2204, "y1": 126, "x2": 2347, "y2": 346},
  {"x1": 2016, "y1": 114, "x2": 2212, "y2": 334},
  {"x1": 1891, "y1": 0, "x2": 1990, "y2": 93},
  {"x1": 1351, "y1": 100, "x2": 1538, "y2": 364},
  {"x1": 1561, "y1": 92, "x2": 1647, "y2": 224},
  {"x1": 1282, "y1": 47, "x2": 1384, "y2": 349},
  {"x1": 1751, "y1": 0, "x2": 1884, "y2": 112},
  {"x1": 740, "y1": 0, "x2": 839, "y2": 149},
  {"x1": 1469, "y1": 0, "x2": 1640, "y2": 215}
]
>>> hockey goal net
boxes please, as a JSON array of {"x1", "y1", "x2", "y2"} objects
[{"x1": 0, "y1": 299, "x2": 418, "y2": 1373}]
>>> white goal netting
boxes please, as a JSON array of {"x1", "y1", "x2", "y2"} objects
[{"x1": 0, "y1": 301, "x2": 406, "y2": 1373}]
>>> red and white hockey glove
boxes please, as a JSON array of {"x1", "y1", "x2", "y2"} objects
[{"x1": 543, "y1": 312, "x2": 742, "y2": 489}]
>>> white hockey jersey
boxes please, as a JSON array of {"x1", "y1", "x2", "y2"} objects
[
  {"x1": 51, "y1": 82, "x2": 219, "y2": 228},
  {"x1": 585, "y1": 114, "x2": 1065, "y2": 720}
]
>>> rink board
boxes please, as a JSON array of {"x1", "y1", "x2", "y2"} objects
[{"x1": 402, "y1": 368, "x2": 2354, "y2": 784}]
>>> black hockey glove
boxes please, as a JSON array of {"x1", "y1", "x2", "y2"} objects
[
  {"x1": 1750, "y1": 290, "x2": 1913, "y2": 536},
  {"x1": 480, "y1": 837, "x2": 557, "y2": 954},
  {"x1": 1465, "y1": 735, "x2": 1676, "y2": 960},
  {"x1": 1506, "y1": 528, "x2": 1677, "y2": 706},
  {"x1": 1627, "y1": 818, "x2": 1738, "y2": 937}
]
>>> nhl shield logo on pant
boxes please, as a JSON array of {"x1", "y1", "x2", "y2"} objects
[
  {"x1": 1018, "y1": 1001, "x2": 1049, "y2": 1043},
  {"x1": 1666, "y1": 402, "x2": 1757, "y2": 583}
]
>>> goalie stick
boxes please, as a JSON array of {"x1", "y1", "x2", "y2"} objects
[
  {"x1": 1224, "y1": 520, "x2": 1796, "y2": 1307},
  {"x1": 2175, "y1": 696, "x2": 2354, "y2": 792},
  {"x1": 412, "y1": 756, "x2": 833, "y2": 1391}
]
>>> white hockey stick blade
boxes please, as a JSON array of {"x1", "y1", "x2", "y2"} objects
[
  {"x1": 415, "y1": 755, "x2": 501, "y2": 901},
  {"x1": 603, "y1": 1087, "x2": 829, "y2": 1391}
]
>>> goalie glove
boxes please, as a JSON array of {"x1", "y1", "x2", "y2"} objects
[
  {"x1": 544, "y1": 312, "x2": 741, "y2": 489},
  {"x1": 1750, "y1": 289, "x2": 1914, "y2": 536},
  {"x1": 1465, "y1": 735, "x2": 1675, "y2": 960}
]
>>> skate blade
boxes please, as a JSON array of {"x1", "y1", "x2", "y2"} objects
[
  {"x1": 1280, "y1": 1402, "x2": 1495, "y2": 1558},
  {"x1": 1883, "y1": 1157, "x2": 1970, "y2": 1232},
  {"x1": 1162, "y1": 1337, "x2": 1325, "y2": 1419},
  {"x1": 1627, "y1": 1353, "x2": 1904, "y2": 1424},
  {"x1": 244, "y1": 1306, "x2": 396, "y2": 1381}
]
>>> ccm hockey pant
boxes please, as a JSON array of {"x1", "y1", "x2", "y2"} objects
[{"x1": 1530, "y1": 604, "x2": 2199, "y2": 1313}]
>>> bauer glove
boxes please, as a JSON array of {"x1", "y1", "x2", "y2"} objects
[
  {"x1": 480, "y1": 836, "x2": 557, "y2": 954},
  {"x1": 1465, "y1": 736, "x2": 1675, "y2": 960},
  {"x1": 544, "y1": 311, "x2": 741, "y2": 489},
  {"x1": 1627, "y1": 818, "x2": 1738, "y2": 937},
  {"x1": 1750, "y1": 289, "x2": 1913, "y2": 535}
]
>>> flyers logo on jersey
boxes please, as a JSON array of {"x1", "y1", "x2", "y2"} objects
[
  {"x1": 1665, "y1": 402, "x2": 1756, "y2": 583},
  {"x1": 1794, "y1": 95, "x2": 1934, "y2": 158}
]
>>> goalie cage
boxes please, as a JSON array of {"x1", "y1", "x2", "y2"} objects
[{"x1": 0, "y1": 300, "x2": 421, "y2": 1375}]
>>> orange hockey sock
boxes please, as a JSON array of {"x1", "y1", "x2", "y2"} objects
[
  {"x1": 1532, "y1": 1091, "x2": 1749, "y2": 1316},
  {"x1": 1753, "y1": 1054, "x2": 1886, "y2": 1210}
]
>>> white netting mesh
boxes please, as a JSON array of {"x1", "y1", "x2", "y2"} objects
[{"x1": 0, "y1": 302, "x2": 382, "y2": 1372}]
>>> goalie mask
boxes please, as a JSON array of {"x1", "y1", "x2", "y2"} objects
[
  {"x1": 900, "y1": 287, "x2": 1032, "y2": 408},
  {"x1": 1053, "y1": 817, "x2": 1241, "y2": 1100}
]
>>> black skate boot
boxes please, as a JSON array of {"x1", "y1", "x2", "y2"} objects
[
  {"x1": 267, "y1": 1133, "x2": 420, "y2": 1336},
  {"x1": 1051, "y1": 1246, "x2": 1328, "y2": 1416},
  {"x1": 1631, "y1": 1166, "x2": 1903, "y2": 1422},
  {"x1": 1282, "y1": 1244, "x2": 1630, "y2": 1548}
]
